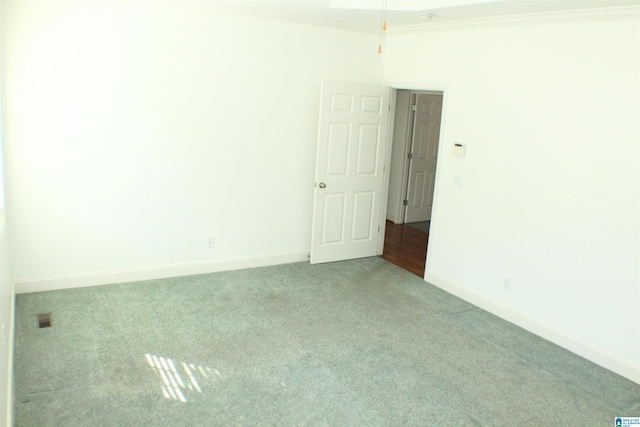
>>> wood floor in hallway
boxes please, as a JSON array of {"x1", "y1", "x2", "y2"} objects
[{"x1": 379, "y1": 220, "x2": 429, "y2": 278}]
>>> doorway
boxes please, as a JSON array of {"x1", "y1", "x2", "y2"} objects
[
  {"x1": 379, "y1": 220, "x2": 430, "y2": 277},
  {"x1": 381, "y1": 89, "x2": 444, "y2": 277}
]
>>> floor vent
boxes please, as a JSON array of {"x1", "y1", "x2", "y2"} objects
[{"x1": 37, "y1": 313, "x2": 53, "y2": 329}]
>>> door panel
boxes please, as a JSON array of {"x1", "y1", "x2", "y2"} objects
[
  {"x1": 405, "y1": 93, "x2": 443, "y2": 223},
  {"x1": 330, "y1": 94, "x2": 353, "y2": 112},
  {"x1": 327, "y1": 124, "x2": 350, "y2": 176},
  {"x1": 411, "y1": 171, "x2": 427, "y2": 208},
  {"x1": 356, "y1": 125, "x2": 379, "y2": 175},
  {"x1": 310, "y1": 82, "x2": 389, "y2": 264},
  {"x1": 361, "y1": 96, "x2": 383, "y2": 114},
  {"x1": 322, "y1": 193, "x2": 347, "y2": 244},
  {"x1": 352, "y1": 191, "x2": 375, "y2": 241}
]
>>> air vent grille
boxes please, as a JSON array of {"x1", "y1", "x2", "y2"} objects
[{"x1": 37, "y1": 313, "x2": 53, "y2": 329}]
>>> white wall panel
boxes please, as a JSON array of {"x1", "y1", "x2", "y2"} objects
[
  {"x1": 3, "y1": 0, "x2": 383, "y2": 284},
  {"x1": 386, "y1": 15, "x2": 640, "y2": 378}
]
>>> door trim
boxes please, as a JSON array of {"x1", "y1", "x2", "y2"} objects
[
  {"x1": 385, "y1": 82, "x2": 449, "y2": 276},
  {"x1": 378, "y1": 89, "x2": 397, "y2": 255}
]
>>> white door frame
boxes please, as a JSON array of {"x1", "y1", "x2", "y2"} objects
[
  {"x1": 385, "y1": 89, "x2": 445, "y2": 225},
  {"x1": 377, "y1": 88, "x2": 397, "y2": 255},
  {"x1": 381, "y1": 83, "x2": 449, "y2": 272},
  {"x1": 403, "y1": 92, "x2": 443, "y2": 224}
]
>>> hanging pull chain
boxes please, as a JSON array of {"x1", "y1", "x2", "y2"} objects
[{"x1": 378, "y1": 0, "x2": 387, "y2": 54}]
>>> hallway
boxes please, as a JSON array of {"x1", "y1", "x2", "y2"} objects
[{"x1": 379, "y1": 220, "x2": 429, "y2": 278}]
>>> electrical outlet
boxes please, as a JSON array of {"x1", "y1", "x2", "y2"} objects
[
  {"x1": 206, "y1": 236, "x2": 215, "y2": 248},
  {"x1": 503, "y1": 277, "x2": 512, "y2": 291}
]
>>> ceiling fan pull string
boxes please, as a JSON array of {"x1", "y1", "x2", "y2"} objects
[{"x1": 378, "y1": 0, "x2": 387, "y2": 53}]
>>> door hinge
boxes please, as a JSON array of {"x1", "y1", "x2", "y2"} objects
[
  {"x1": 378, "y1": 225, "x2": 380, "y2": 232},
  {"x1": 408, "y1": 152, "x2": 413, "y2": 159},
  {"x1": 403, "y1": 200, "x2": 408, "y2": 206}
]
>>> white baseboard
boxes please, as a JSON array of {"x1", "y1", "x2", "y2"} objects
[
  {"x1": 15, "y1": 251, "x2": 310, "y2": 294},
  {"x1": 426, "y1": 271, "x2": 640, "y2": 385},
  {"x1": 386, "y1": 212, "x2": 400, "y2": 224}
]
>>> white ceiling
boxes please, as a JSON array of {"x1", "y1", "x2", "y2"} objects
[{"x1": 211, "y1": 0, "x2": 640, "y2": 31}]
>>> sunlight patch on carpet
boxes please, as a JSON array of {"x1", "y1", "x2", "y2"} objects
[{"x1": 145, "y1": 353, "x2": 221, "y2": 403}]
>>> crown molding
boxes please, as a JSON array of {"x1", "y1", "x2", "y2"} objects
[{"x1": 388, "y1": 5, "x2": 640, "y2": 34}]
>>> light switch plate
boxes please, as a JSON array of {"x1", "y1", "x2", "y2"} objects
[{"x1": 453, "y1": 142, "x2": 466, "y2": 157}]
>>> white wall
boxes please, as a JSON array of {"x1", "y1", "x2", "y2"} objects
[
  {"x1": 385, "y1": 14, "x2": 640, "y2": 381},
  {"x1": 0, "y1": 1, "x2": 16, "y2": 423},
  {"x1": 3, "y1": 0, "x2": 383, "y2": 289}
]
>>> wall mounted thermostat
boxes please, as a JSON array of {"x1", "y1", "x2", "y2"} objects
[{"x1": 453, "y1": 142, "x2": 466, "y2": 157}]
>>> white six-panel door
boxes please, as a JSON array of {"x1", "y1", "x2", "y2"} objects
[
  {"x1": 310, "y1": 82, "x2": 389, "y2": 264},
  {"x1": 405, "y1": 93, "x2": 442, "y2": 223}
]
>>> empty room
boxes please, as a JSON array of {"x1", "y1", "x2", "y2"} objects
[{"x1": 1, "y1": 0, "x2": 639, "y2": 425}]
